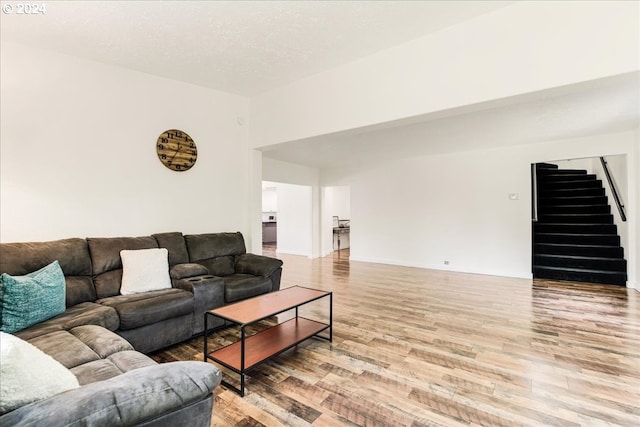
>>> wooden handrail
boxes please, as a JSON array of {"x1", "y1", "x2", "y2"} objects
[
  {"x1": 600, "y1": 157, "x2": 627, "y2": 222},
  {"x1": 531, "y1": 163, "x2": 538, "y2": 222}
]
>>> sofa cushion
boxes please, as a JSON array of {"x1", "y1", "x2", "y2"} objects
[
  {"x1": 70, "y1": 359, "x2": 125, "y2": 386},
  {"x1": 27, "y1": 325, "x2": 134, "y2": 372},
  {"x1": 27, "y1": 325, "x2": 149, "y2": 387},
  {"x1": 107, "y1": 350, "x2": 156, "y2": 373},
  {"x1": 65, "y1": 276, "x2": 98, "y2": 307},
  {"x1": 93, "y1": 270, "x2": 123, "y2": 300},
  {"x1": 185, "y1": 232, "x2": 246, "y2": 261},
  {"x1": 0, "y1": 261, "x2": 66, "y2": 333},
  {"x1": 153, "y1": 232, "x2": 189, "y2": 265},
  {"x1": 120, "y1": 248, "x2": 172, "y2": 295},
  {"x1": 27, "y1": 330, "x2": 101, "y2": 369},
  {"x1": 97, "y1": 289, "x2": 194, "y2": 330},
  {"x1": 15, "y1": 302, "x2": 119, "y2": 341},
  {"x1": 69, "y1": 325, "x2": 133, "y2": 358},
  {"x1": 223, "y1": 274, "x2": 273, "y2": 303},
  {"x1": 198, "y1": 256, "x2": 235, "y2": 277},
  {"x1": 88, "y1": 236, "x2": 158, "y2": 298},
  {"x1": 70, "y1": 348, "x2": 156, "y2": 386},
  {"x1": 0, "y1": 332, "x2": 79, "y2": 415}
]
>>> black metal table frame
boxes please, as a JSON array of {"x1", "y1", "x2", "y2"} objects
[{"x1": 203, "y1": 290, "x2": 332, "y2": 397}]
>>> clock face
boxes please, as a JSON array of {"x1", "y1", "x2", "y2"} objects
[{"x1": 156, "y1": 129, "x2": 197, "y2": 171}]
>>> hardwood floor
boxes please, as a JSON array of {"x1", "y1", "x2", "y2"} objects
[{"x1": 151, "y1": 249, "x2": 640, "y2": 426}]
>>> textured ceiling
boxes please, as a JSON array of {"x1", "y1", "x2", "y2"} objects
[
  {"x1": 2, "y1": 1, "x2": 637, "y2": 170},
  {"x1": 0, "y1": 1, "x2": 512, "y2": 95}
]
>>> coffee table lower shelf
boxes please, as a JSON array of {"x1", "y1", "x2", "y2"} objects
[{"x1": 206, "y1": 317, "x2": 330, "y2": 395}]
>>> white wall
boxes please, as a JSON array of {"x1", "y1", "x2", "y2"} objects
[
  {"x1": 250, "y1": 1, "x2": 639, "y2": 148},
  {"x1": 275, "y1": 183, "x2": 312, "y2": 257},
  {"x1": 327, "y1": 186, "x2": 351, "y2": 220},
  {"x1": 322, "y1": 131, "x2": 638, "y2": 288},
  {"x1": 1, "y1": 42, "x2": 251, "y2": 242},
  {"x1": 345, "y1": 147, "x2": 534, "y2": 278},
  {"x1": 262, "y1": 184, "x2": 278, "y2": 213},
  {"x1": 635, "y1": 131, "x2": 640, "y2": 293},
  {"x1": 262, "y1": 157, "x2": 319, "y2": 187}
]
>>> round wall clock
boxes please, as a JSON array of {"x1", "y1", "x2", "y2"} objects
[{"x1": 156, "y1": 129, "x2": 198, "y2": 172}]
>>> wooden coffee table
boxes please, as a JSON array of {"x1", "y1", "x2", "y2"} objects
[{"x1": 203, "y1": 286, "x2": 332, "y2": 396}]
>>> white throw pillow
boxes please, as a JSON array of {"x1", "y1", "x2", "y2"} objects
[
  {"x1": 120, "y1": 248, "x2": 172, "y2": 295},
  {"x1": 0, "y1": 332, "x2": 80, "y2": 414}
]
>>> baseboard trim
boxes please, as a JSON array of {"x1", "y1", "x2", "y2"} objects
[{"x1": 348, "y1": 256, "x2": 533, "y2": 280}]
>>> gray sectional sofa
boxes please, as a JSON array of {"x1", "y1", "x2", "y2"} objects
[
  {"x1": 1, "y1": 326, "x2": 221, "y2": 426},
  {"x1": 0, "y1": 231, "x2": 283, "y2": 426}
]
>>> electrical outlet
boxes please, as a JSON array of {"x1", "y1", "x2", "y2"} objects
[{"x1": 444, "y1": 260, "x2": 449, "y2": 265}]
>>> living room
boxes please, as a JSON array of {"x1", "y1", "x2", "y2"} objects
[
  {"x1": 1, "y1": 1, "x2": 639, "y2": 426},
  {"x1": 1, "y1": 1, "x2": 638, "y2": 288}
]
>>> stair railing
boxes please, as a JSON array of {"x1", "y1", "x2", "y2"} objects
[
  {"x1": 531, "y1": 163, "x2": 538, "y2": 222},
  {"x1": 600, "y1": 157, "x2": 627, "y2": 222}
]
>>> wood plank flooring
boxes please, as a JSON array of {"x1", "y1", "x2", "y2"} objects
[{"x1": 150, "y1": 249, "x2": 640, "y2": 426}]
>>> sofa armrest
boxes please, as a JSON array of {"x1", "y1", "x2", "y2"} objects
[
  {"x1": 0, "y1": 362, "x2": 221, "y2": 427},
  {"x1": 170, "y1": 263, "x2": 209, "y2": 280},
  {"x1": 235, "y1": 253, "x2": 283, "y2": 277}
]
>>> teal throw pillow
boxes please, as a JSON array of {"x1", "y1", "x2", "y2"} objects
[{"x1": 0, "y1": 260, "x2": 66, "y2": 333}]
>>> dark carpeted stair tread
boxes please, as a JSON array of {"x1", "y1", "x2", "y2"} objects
[
  {"x1": 534, "y1": 265, "x2": 624, "y2": 273},
  {"x1": 539, "y1": 188, "x2": 605, "y2": 197},
  {"x1": 537, "y1": 205, "x2": 610, "y2": 214},
  {"x1": 534, "y1": 243, "x2": 624, "y2": 258},
  {"x1": 539, "y1": 173, "x2": 596, "y2": 179},
  {"x1": 532, "y1": 266, "x2": 627, "y2": 286},
  {"x1": 536, "y1": 163, "x2": 558, "y2": 169},
  {"x1": 537, "y1": 214, "x2": 613, "y2": 224},
  {"x1": 534, "y1": 233, "x2": 620, "y2": 246},
  {"x1": 537, "y1": 195, "x2": 609, "y2": 206},
  {"x1": 534, "y1": 223, "x2": 617, "y2": 234},
  {"x1": 533, "y1": 254, "x2": 626, "y2": 271},
  {"x1": 537, "y1": 169, "x2": 587, "y2": 175},
  {"x1": 539, "y1": 180, "x2": 602, "y2": 189}
]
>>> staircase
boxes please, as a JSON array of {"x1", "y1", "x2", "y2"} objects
[{"x1": 532, "y1": 163, "x2": 627, "y2": 286}]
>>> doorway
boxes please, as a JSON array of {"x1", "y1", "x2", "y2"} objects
[
  {"x1": 261, "y1": 181, "x2": 313, "y2": 257},
  {"x1": 322, "y1": 186, "x2": 351, "y2": 257}
]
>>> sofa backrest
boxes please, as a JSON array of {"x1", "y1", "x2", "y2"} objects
[
  {"x1": 87, "y1": 236, "x2": 158, "y2": 299},
  {"x1": 152, "y1": 232, "x2": 189, "y2": 266},
  {"x1": 0, "y1": 238, "x2": 96, "y2": 307},
  {"x1": 184, "y1": 232, "x2": 246, "y2": 277},
  {"x1": 1, "y1": 232, "x2": 250, "y2": 303}
]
